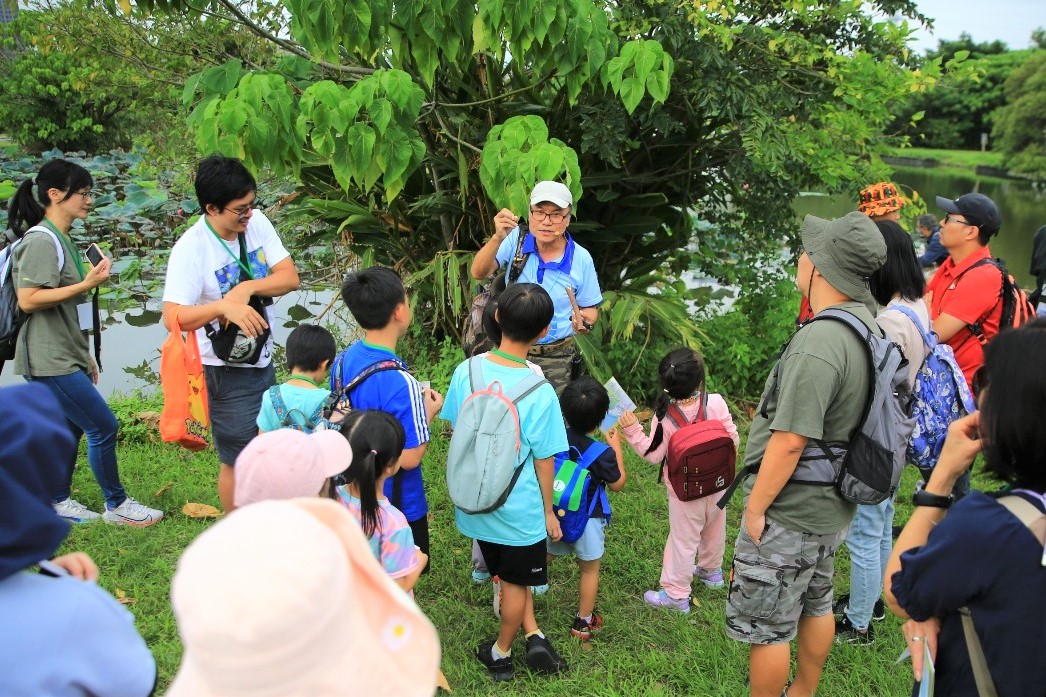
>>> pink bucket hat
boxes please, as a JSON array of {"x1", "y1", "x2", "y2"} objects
[
  {"x1": 168, "y1": 498, "x2": 440, "y2": 697},
  {"x1": 234, "y1": 429, "x2": 351, "y2": 507}
]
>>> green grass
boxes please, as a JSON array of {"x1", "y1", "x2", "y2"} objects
[
  {"x1": 888, "y1": 146, "x2": 1005, "y2": 170},
  {"x1": 56, "y1": 405, "x2": 960, "y2": 696}
]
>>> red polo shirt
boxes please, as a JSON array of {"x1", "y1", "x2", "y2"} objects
[{"x1": 926, "y1": 246, "x2": 1002, "y2": 388}]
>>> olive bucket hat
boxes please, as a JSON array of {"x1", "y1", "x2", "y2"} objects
[{"x1": 801, "y1": 212, "x2": 887, "y2": 311}]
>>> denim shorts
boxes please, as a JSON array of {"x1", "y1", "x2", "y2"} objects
[
  {"x1": 204, "y1": 363, "x2": 275, "y2": 465},
  {"x1": 547, "y1": 517, "x2": 607, "y2": 561},
  {"x1": 725, "y1": 517, "x2": 847, "y2": 645}
]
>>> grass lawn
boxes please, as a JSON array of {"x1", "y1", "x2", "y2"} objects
[
  {"x1": 59, "y1": 412, "x2": 940, "y2": 696},
  {"x1": 887, "y1": 146, "x2": 1005, "y2": 171}
]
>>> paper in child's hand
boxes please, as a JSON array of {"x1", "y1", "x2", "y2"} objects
[{"x1": 601, "y1": 377, "x2": 637, "y2": 432}]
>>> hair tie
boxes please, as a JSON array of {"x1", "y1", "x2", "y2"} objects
[
  {"x1": 669, "y1": 363, "x2": 675, "y2": 368},
  {"x1": 369, "y1": 449, "x2": 377, "y2": 456}
]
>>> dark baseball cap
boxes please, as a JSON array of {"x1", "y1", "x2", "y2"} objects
[{"x1": 936, "y1": 193, "x2": 1001, "y2": 237}]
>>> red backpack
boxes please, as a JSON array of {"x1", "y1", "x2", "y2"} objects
[{"x1": 661, "y1": 394, "x2": 736, "y2": 502}]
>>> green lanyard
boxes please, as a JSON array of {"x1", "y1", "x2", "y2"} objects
[
  {"x1": 42, "y1": 219, "x2": 85, "y2": 281},
  {"x1": 490, "y1": 348, "x2": 528, "y2": 366},
  {"x1": 205, "y1": 218, "x2": 254, "y2": 280},
  {"x1": 288, "y1": 374, "x2": 323, "y2": 388}
]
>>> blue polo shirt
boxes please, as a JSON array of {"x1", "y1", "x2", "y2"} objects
[
  {"x1": 496, "y1": 227, "x2": 603, "y2": 344},
  {"x1": 331, "y1": 340, "x2": 430, "y2": 521}
]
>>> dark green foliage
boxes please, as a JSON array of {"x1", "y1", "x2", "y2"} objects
[{"x1": 991, "y1": 51, "x2": 1046, "y2": 180}]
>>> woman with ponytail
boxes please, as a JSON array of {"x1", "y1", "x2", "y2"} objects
[
  {"x1": 618, "y1": 347, "x2": 738, "y2": 611},
  {"x1": 8, "y1": 159, "x2": 162, "y2": 527},
  {"x1": 333, "y1": 410, "x2": 427, "y2": 593}
]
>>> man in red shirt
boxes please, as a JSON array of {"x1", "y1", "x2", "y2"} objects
[{"x1": 925, "y1": 193, "x2": 1003, "y2": 389}]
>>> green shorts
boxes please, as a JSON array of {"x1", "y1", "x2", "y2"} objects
[{"x1": 725, "y1": 516, "x2": 847, "y2": 645}]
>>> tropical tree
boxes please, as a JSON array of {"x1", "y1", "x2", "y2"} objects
[
  {"x1": 991, "y1": 50, "x2": 1046, "y2": 180},
  {"x1": 110, "y1": 0, "x2": 947, "y2": 377}
]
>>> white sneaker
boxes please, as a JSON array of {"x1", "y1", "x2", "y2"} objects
[
  {"x1": 103, "y1": 497, "x2": 163, "y2": 527},
  {"x1": 53, "y1": 498, "x2": 102, "y2": 523}
]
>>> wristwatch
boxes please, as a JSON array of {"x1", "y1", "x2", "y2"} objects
[{"x1": 911, "y1": 489, "x2": 953, "y2": 509}]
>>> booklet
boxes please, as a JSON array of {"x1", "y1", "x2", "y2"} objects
[
  {"x1": 919, "y1": 640, "x2": 935, "y2": 697},
  {"x1": 600, "y1": 377, "x2": 637, "y2": 432}
]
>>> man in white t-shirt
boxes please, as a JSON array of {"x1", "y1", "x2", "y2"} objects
[{"x1": 162, "y1": 156, "x2": 300, "y2": 511}]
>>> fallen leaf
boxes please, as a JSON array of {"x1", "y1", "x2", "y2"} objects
[
  {"x1": 114, "y1": 588, "x2": 136, "y2": 605},
  {"x1": 451, "y1": 548, "x2": 463, "y2": 555},
  {"x1": 692, "y1": 598, "x2": 701, "y2": 608},
  {"x1": 580, "y1": 641, "x2": 594, "y2": 652},
  {"x1": 117, "y1": 549, "x2": 127, "y2": 555},
  {"x1": 182, "y1": 502, "x2": 222, "y2": 518},
  {"x1": 436, "y1": 670, "x2": 452, "y2": 692},
  {"x1": 154, "y1": 483, "x2": 173, "y2": 498},
  {"x1": 134, "y1": 411, "x2": 162, "y2": 428}
]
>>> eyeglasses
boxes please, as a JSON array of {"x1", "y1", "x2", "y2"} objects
[
  {"x1": 71, "y1": 189, "x2": 93, "y2": 199},
  {"x1": 529, "y1": 209, "x2": 570, "y2": 224},
  {"x1": 944, "y1": 214, "x2": 971, "y2": 226},
  {"x1": 222, "y1": 198, "x2": 260, "y2": 218}
]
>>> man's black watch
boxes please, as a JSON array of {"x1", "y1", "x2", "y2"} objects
[{"x1": 911, "y1": 489, "x2": 953, "y2": 509}]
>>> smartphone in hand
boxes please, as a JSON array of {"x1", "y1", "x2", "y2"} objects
[{"x1": 85, "y1": 243, "x2": 105, "y2": 266}]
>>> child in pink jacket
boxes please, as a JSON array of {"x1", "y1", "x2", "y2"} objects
[{"x1": 619, "y1": 348, "x2": 739, "y2": 612}]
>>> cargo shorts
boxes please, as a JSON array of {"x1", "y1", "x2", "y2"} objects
[{"x1": 724, "y1": 516, "x2": 847, "y2": 645}]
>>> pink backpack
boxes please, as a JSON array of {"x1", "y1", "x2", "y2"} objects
[{"x1": 662, "y1": 394, "x2": 736, "y2": 501}]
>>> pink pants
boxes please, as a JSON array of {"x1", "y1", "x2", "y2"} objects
[{"x1": 660, "y1": 482, "x2": 727, "y2": 600}]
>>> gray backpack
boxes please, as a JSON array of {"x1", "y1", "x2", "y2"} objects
[
  {"x1": 719, "y1": 308, "x2": 914, "y2": 508},
  {"x1": 446, "y1": 357, "x2": 549, "y2": 514}
]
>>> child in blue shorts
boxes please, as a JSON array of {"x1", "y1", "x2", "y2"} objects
[
  {"x1": 547, "y1": 377, "x2": 626, "y2": 640},
  {"x1": 256, "y1": 324, "x2": 336, "y2": 433}
]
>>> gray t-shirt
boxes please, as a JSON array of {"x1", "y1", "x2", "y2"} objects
[
  {"x1": 743, "y1": 301, "x2": 878, "y2": 534},
  {"x1": 12, "y1": 229, "x2": 89, "y2": 376}
]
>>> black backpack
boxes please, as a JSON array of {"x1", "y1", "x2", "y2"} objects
[
  {"x1": 0, "y1": 227, "x2": 65, "y2": 373},
  {"x1": 951, "y1": 257, "x2": 1035, "y2": 344}
]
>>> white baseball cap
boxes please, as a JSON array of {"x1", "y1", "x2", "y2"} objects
[{"x1": 530, "y1": 181, "x2": 572, "y2": 209}]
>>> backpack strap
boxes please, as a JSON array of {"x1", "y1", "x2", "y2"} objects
[
  {"x1": 507, "y1": 223, "x2": 530, "y2": 285},
  {"x1": 806, "y1": 309, "x2": 877, "y2": 450},
  {"x1": 268, "y1": 385, "x2": 291, "y2": 424},
  {"x1": 888, "y1": 304, "x2": 934, "y2": 349},
  {"x1": 576, "y1": 441, "x2": 613, "y2": 521},
  {"x1": 503, "y1": 370, "x2": 549, "y2": 404},
  {"x1": 664, "y1": 403, "x2": 687, "y2": 429},
  {"x1": 324, "y1": 359, "x2": 405, "y2": 416},
  {"x1": 997, "y1": 495, "x2": 1046, "y2": 545},
  {"x1": 949, "y1": 258, "x2": 1004, "y2": 346},
  {"x1": 23, "y1": 226, "x2": 66, "y2": 274}
]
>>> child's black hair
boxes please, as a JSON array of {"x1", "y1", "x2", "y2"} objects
[
  {"x1": 496, "y1": 282, "x2": 553, "y2": 343},
  {"x1": 7, "y1": 159, "x2": 92, "y2": 237},
  {"x1": 560, "y1": 376, "x2": 610, "y2": 434},
  {"x1": 285, "y1": 324, "x2": 337, "y2": 373},
  {"x1": 194, "y1": 155, "x2": 256, "y2": 213},
  {"x1": 646, "y1": 347, "x2": 706, "y2": 455},
  {"x1": 869, "y1": 220, "x2": 925, "y2": 306},
  {"x1": 334, "y1": 410, "x2": 406, "y2": 537},
  {"x1": 340, "y1": 266, "x2": 407, "y2": 331}
]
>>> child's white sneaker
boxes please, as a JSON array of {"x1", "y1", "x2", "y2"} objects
[
  {"x1": 103, "y1": 497, "x2": 163, "y2": 527},
  {"x1": 53, "y1": 498, "x2": 101, "y2": 523}
]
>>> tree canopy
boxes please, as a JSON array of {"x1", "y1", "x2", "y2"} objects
[
  {"x1": 991, "y1": 50, "x2": 1046, "y2": 180},
  {"x1": 101, "y1": 0, "x2": 945, "y2": 371}
]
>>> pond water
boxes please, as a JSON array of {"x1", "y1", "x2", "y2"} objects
[{"x1": 793, "y1": 166, "x2": 1046, "y2": 288}]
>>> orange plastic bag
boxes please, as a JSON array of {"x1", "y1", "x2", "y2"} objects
[{"x1": 159, "y1": 315, "x2": 210, "y2": 451}]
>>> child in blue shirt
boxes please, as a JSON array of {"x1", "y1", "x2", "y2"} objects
[
  {"x1": 256, "y1": 324, "x2": 336, "y2": 433},
  {"x1": 547, "y1": 377, "x2": 626, "y2": 640},
  {"x1": 330, "y1": 267, "x2": 443, "y2": 572},
  {"x1": 441, "y1": 282, "x2": 569, "y2": 681}
]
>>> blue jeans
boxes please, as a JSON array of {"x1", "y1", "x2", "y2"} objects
[
  {"x1": 844, "y1": 496, "x2": 894, "y2": 630},
  {"x1": 26, "y1": 370, "x2": 127, "y2": 509}
]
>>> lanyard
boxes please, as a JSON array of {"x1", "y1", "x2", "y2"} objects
[
  {"x1": 288, "y1": 374, "x2": 323, "y2": 388},
  {"x1": 490, "y1": 348, "x2": 528, "y2": 365},
  {"x1": 1012, "y1": 489, "x2": 1046, "y2": 509},
  {"x1": 42, "y1": 219, "x2": 85, "y2": 281},
  {"x1": 205, "y1": 218, "x2": 254, "y2": 280}
]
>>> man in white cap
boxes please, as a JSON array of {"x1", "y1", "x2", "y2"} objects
[{"x1": 471, "y1": 181, "x2": 603, "y2": 392}]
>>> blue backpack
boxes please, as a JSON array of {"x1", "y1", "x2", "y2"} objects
[
  {"x1": 890, "y1": 306, "x2": 976, "y2": 472},
  {"x1": 267, "y1": 385, "x2": 335, "y2": 433},
  {"x1": 552, "y1": 441, "x2": 611, "y2": 544}
]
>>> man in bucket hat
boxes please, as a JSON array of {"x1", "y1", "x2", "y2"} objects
[{"x1": 724, "y1": 212, "x2": 886, "y2": 697}]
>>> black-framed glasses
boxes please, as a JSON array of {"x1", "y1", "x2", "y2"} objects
[
  {"x1": 222, "y1": 198, "x2": 263, "y2": 217},
  {"x1": 529, "y1": 209, "x2": 570, "y2": 224},
  {"x1": 944, "y1": 214, "x2": 971, "y2": 226},
  {"x1": 71, "y1": 189, "x2": 93, "y2": 199}
]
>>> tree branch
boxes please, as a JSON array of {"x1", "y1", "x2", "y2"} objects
[{"x1": 213, "y1": 0, "x2": 374, "y2": 77}]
